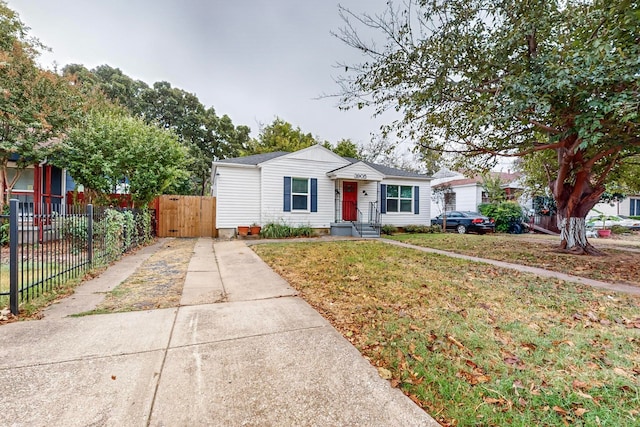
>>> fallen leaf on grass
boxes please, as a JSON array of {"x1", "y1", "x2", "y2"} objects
[
  {"x1": 553, "y1": 406, "x2": 568, "y2": 415},
  {"x1": 552, "y1": 340, "x2": 575, "y2": 347},
  {"x1": 457, "y1": 370, "x2": 490, "y2": 385},
  {"x1": 377, "y1": 367, "x2": 393, "y2": 380},
  {"x1": 411, "y1": 353, "x2": 424, "y2": 362},
  {"x1": 613, "y1": 367, "x2": 633, "y2": 379},
  {"x1": 574, "y1": 408, "x2": 589, "y2": 417},
  {"x1": 575, "y1": 391, "x2": 594, "y2": 400},
  {"x1": 572, "y1": 379, "x2": 588, "y2": 390},
  {"x1": 447, "y1": 335, "x2": 465, "y2": 349}
]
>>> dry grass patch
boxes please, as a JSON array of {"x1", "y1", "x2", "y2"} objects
[
  {"x1": 82, "y1": 238, "x2": 196, "y2": 314},
  {"x1": 388, "y1": 233, "x2": 640, "y2": 287},
  {"x1": 254, "y1": 240, "x2": 640, "y2": 426}
]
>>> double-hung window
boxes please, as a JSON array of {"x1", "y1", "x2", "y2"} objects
[
  {"x1": 386, "y1": 185, "x2": 413, "y2": 213},
  {"x1": 291, "y1": 178, "x2": 309, "y2": 211}
]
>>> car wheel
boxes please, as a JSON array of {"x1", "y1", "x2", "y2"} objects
[{"x1": 456, "y1": 224, "x2": 467, "y2": 234}]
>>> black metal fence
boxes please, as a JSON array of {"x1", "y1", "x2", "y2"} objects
[{"x1": 0, "y1": 199, "x2": 153, "y2": 315}]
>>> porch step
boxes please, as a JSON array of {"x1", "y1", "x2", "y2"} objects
[{"x1": 358, "y1": 225, "x2": 380, "y2": 238}]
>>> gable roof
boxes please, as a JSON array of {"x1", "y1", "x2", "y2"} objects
[
  {"x1": 327, "y1": 161, "x2": 386, "y2": 181},
  {"x1": 215, "y1": 151, "x2": 289, "y2": 165},
  {"x1": 215, "y1": 148, "x2": 431, "y2": 179},
  {"x1": 433, "y1": 172, "x2": 521, "y2": 189},
  {"x1": 344, "y1": 158, "x2": 427, "y2": 179}
]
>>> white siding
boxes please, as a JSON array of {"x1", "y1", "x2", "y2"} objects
[
  {"x1": 216, "y1": 166, "x2": 261, "y2": 228},
  {"x1": 380, "y1": 179, "x2": 431, "y2": 226},
  {"x1": 287, "y1": 145, "x2": 347, "y2": 163},
  {"x1": 261, "y1": 156, "x2": 348, "y2": 228},
  {"x1": 454, "y1": 185, "x2": 481, "y2": 211},
  {"x1": 330, "y1": 162, "x2": 384, "y2": 181}
]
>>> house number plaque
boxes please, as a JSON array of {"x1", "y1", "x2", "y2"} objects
[{"x1": 354, "y1": 173, "x2": 367, "y2": 179}]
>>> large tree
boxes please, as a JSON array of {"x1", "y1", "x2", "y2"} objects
[
  {"x1": 0, "y1": 2, "x2": 82, "y2": 210},
  {"x1": 336, "y1": 0, "x2": 640, "y2": 254},
  {"x1": 62, "y1": 66, "x2": 250, "y2": 195},
  {"x1": 243, "y1": 117, "x2": 318, "y2": 155},
  {"x1": 59, "y1": 109, "x2": 188, "y2": 207}
]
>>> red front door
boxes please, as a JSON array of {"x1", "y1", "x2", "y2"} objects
[{"x1": 342, "y1": 181, "x2": 358, "y2": 221}]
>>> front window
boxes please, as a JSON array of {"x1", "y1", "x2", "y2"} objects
[
  {"x1": 7, "y1": 168, "x2": 35, "y2": 191},
  {"x1": 631, "y1": 198, "x2": 640, "y2": 216},
  {"x1": 444, "y1": 192, "x2": 456, "y2": 211},
  {"x1": 481, "y1": 191, "x2": 489, "y2": 204},
  {"x1": 291, "y1": 178, "x2": 309, "y2": 211},
  {"x1": 386, "y1": 185, "x2": 413, "y2": 213}
]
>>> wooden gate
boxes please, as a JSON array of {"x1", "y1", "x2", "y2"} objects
[{"x1": 155, "y1": 195, "x2": 217, "y2": 237}]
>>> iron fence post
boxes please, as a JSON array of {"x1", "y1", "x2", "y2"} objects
[
  {"x1": 87, "y1": 204, "x2": 93, "y2": 266},
  {"x1": 9, "y1": 199, "x2": 18, "y2": 315}
]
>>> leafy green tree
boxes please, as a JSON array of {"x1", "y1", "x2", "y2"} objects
[
  {"x1": 327, "y1": 138, "x2": 360, "y2": 158},
  {"x1": 322, "y1": 138, "x2": 361, "y2": 158},
  {"x1": 481, "y1": 173, "x2": 508, "y2": 204},
  {"x1": 244, "y1": 117, "x2": 318, "y2": 155},
  {"x1": 336, "y1": 0, "x2": 640, "y2": 254},
  {"x1": 61, "y1": 68, "x2": 250, "y2": 195},
  {"x1": 59, "y1": 109, "x2": 188, "y2": 206},
  {"x1": 0, "y1": 2, "x2": 83, "y2": 210}
]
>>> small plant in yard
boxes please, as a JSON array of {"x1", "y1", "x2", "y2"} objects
[
  {"x1": 0, "y1": 219, "x2": 8, "y2": 245},
  {"x1": 381, "y1": 224, "x2": 397, "y2": 235},
  {"x1": 403, "y1": 224, "x2": 443, "y2": 234},
  {"x1": 61, "y1": 216, "x2": 89, "y2": 253},
  {"x1": 260, "y1": 221, "x2": 313, "y2": 238},
  {"x1": 610, "y1": 224, "x2": 629, "y2": 235},
  {"x1": 254, "y1": 241, "x2": 640, "y2": 426},
  {"x1": 478, "y1": 201, "x2": 524, "y2": 232}
]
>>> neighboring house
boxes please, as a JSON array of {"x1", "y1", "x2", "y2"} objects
[
  {"x1": 211, "y1": 144, "x2": 432, "y2": 238},
  {"x1": 591, "y1": 196, "x2": 640, "y2": 217},
  {"x1": 429, "y1": 169, "x2": 526, "y2": 216},
  {"x1": 6, "y1": 155, "x2": 68, "y2": 214}
]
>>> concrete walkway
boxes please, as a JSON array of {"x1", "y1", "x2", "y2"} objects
[
  {"x1": 0, "y1": 239, "x2": 438, "y2": 427},
  {"x1": 383, "y1": 239, "x2": 640, "y2": 296}
]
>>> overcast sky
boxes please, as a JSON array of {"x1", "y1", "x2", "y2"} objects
[{"x1": 9, "y1": 0, "x2": 393, "y2": 148}]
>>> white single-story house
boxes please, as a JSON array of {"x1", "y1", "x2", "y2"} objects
[
  {"x1": 430, "y1": 169, "x2": 527, "y2": 216},
  {"x1": 590, "y1": 196, "x2": 640, "y2": 217},
  {"x1": 212, "y1": 144, "x2": 432, "y2": 238}
]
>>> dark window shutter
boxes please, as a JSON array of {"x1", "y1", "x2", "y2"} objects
[
  {"x1": 310, "y1": 178, "x2": 318, "y2": 212},
  {"x1": 283, "y1": 176, "x2": 291, "y2": 212},
  {"x1": 414, "y1": 186, "x2": 419, "y2": 214},
  {"x1": 380, "y1": 184, "x2": 387, "y2": 214}
]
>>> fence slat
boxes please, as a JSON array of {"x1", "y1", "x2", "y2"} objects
[{"x1": 9, "y1": 199, "x2": 18, "y2": 315}]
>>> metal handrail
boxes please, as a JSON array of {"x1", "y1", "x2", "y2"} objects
[
  {"x1": 368, "y1": 201, "x2": 381, "y2": 227},
  {"x1": 354, "y1": 206, "x2": 364, "y2": 237}
]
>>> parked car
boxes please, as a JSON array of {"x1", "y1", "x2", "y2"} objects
[
  {"x1": 431, "y1": 211, "x2": 495, "y2": 234},
  {"x1": 618, "y1": 215, "x2": 640, "y2": 230},
  {"x1": 586, "y1": 215, "x2": 623, "y2": 229}
]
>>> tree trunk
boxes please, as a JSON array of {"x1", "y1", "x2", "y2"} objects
[
  {"x1": 0, "y1": 158, "x2": 7, "y2": 213},
  {"x1": 557, "y1": 215, "x2": 603, "y2": 255},
  {"x1": 550, "y1": 137, "x2": 606, "y2": 256}
]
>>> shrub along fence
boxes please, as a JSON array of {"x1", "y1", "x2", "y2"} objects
[{"x1": 0, "y1": 199, "x2": 154, "y2": 315}]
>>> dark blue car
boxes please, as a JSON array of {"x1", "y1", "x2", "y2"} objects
[{"x1": 432, "y1": 211, "x2": 496, "y2": 234}]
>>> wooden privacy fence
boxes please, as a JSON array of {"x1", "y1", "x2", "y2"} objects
[{"x1": 155, "y1": 195, "x2": 217, "y2": 238}]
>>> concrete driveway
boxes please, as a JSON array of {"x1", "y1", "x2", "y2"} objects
[{"x1": 0, "y1": 239, "x2": 438, "y2": 427}]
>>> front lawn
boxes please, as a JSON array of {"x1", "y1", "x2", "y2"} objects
[
  {"x1": 254, "y1": 240, "x2": 640, "y2": 426},
  {"x1": 386, "y1": 233, "x2": 640, "y2": 287}
]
